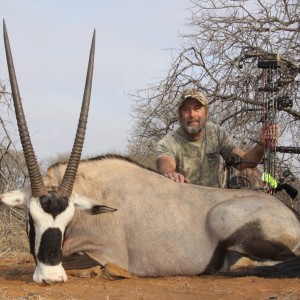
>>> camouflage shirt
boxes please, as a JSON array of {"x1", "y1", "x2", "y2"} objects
[{"x1": 156, "y1": 122, "x2": 236, "y2": 187}]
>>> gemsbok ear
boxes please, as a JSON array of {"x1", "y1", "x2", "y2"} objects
[
  {"x1": 89, "y1": 205, "x2": 117, "y2": 215},
  {"x1": 71, "y1": 193, "x2": 117, "y2": 215},
  {"x1": 0, "y1": 187, "x2": 32, "y2": 210}
]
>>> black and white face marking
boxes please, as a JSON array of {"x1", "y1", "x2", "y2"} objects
[
  {"x1": 28, "y1": 192, "x2": 117, "y2": 283},
  {"x1": 29, "y1": 193, "x2": 75, "y2": 284}
]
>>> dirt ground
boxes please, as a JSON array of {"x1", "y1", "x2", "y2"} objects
[{"x1": 0, "y1": 253, "x2": 299, "y2": 300}]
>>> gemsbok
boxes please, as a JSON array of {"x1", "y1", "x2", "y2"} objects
[{"x1": 1, "y1": 20, "x2": 300, "y2": 284}]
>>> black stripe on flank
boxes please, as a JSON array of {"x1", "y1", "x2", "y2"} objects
[
  {"x1": 37, "y1": 228, "x2": 62, "y2": 266},
  {"x1": 202, "y1": 240, "x2": 227, "y2": 274},
  {"x1": 39, "y1": 194, "x2": 69, "y2": 218},
  {"x1": 28, "y1": 214, "x2": 36, "y2": 262},
  {"x1": 203, "y1": 221, "x2": 296, "y2": 274}
]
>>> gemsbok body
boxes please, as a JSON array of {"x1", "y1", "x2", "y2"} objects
[{"x1": 1, "y1": 21, "x2": 300, "y2": 284}]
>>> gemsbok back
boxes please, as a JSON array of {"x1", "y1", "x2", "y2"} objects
[{"x1": 1, "y1": 21, "x2": 300, "y2": 284}]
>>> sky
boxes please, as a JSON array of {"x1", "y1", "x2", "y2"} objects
[{"x1": 0, "y1": 1, "x2": 190, "y2": 160}]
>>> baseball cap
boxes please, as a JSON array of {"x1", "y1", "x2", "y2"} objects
[{"x1": 179, "y1": 89, "x2": 207, "y2": 107}]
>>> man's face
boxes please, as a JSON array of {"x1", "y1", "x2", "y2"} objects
[{"x1": 179, "y1": 98, "x2": 208, "y2": 138}]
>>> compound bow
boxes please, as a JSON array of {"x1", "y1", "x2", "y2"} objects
[{"x1": 226, "y1": 51, "x2": 300, "y2": 196}]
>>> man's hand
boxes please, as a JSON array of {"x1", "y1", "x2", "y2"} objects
[
  {"x1": 157, "y1": 156, "x2": 190, "y2": 183},
  {"x1": 261, "y1": 124, "x2": 279, "y2": 150},
  {"x1": 163, "y1": 172, "x2": 190, "y2": 183}
]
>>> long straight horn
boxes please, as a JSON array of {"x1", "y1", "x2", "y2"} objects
[
  {"x1": 3, "y1": 20, "x2": 47, "y2": 197},
  {"x1": 58, "y1": 30, "x2": 95, "y2": 198}
]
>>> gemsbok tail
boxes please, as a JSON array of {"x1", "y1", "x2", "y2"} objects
[{"x1": 222, "y1": 257, "x2": 300, "y2": 278}]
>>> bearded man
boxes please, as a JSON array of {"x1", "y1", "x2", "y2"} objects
[{"x1": 156, "y1": 89, "x2": 278, "y2": 187}]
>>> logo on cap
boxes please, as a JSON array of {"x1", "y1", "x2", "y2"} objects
[{"x1": 181, "y1": 89, "x2": 207, "y2": 106}]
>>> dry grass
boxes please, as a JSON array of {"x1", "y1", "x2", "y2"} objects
[{"x1": 0, "y1": 208, "x2": 29, "y2": 256}]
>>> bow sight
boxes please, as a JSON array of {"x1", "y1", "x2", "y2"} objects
[{"x1": 257, "y1": 53, "x2": 295, "y2": 111}]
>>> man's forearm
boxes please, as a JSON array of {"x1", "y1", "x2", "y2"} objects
[
  {"x1": 156, "y1": 158, "x2": 176, "y2": 174},
  {"x1": 239, "y1": 144, "x2": 264, "y2": 170}
]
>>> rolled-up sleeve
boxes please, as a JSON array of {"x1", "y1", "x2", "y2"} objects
[{"x1": 156, "y1": 136, "x2": 177, "y2": 159}]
